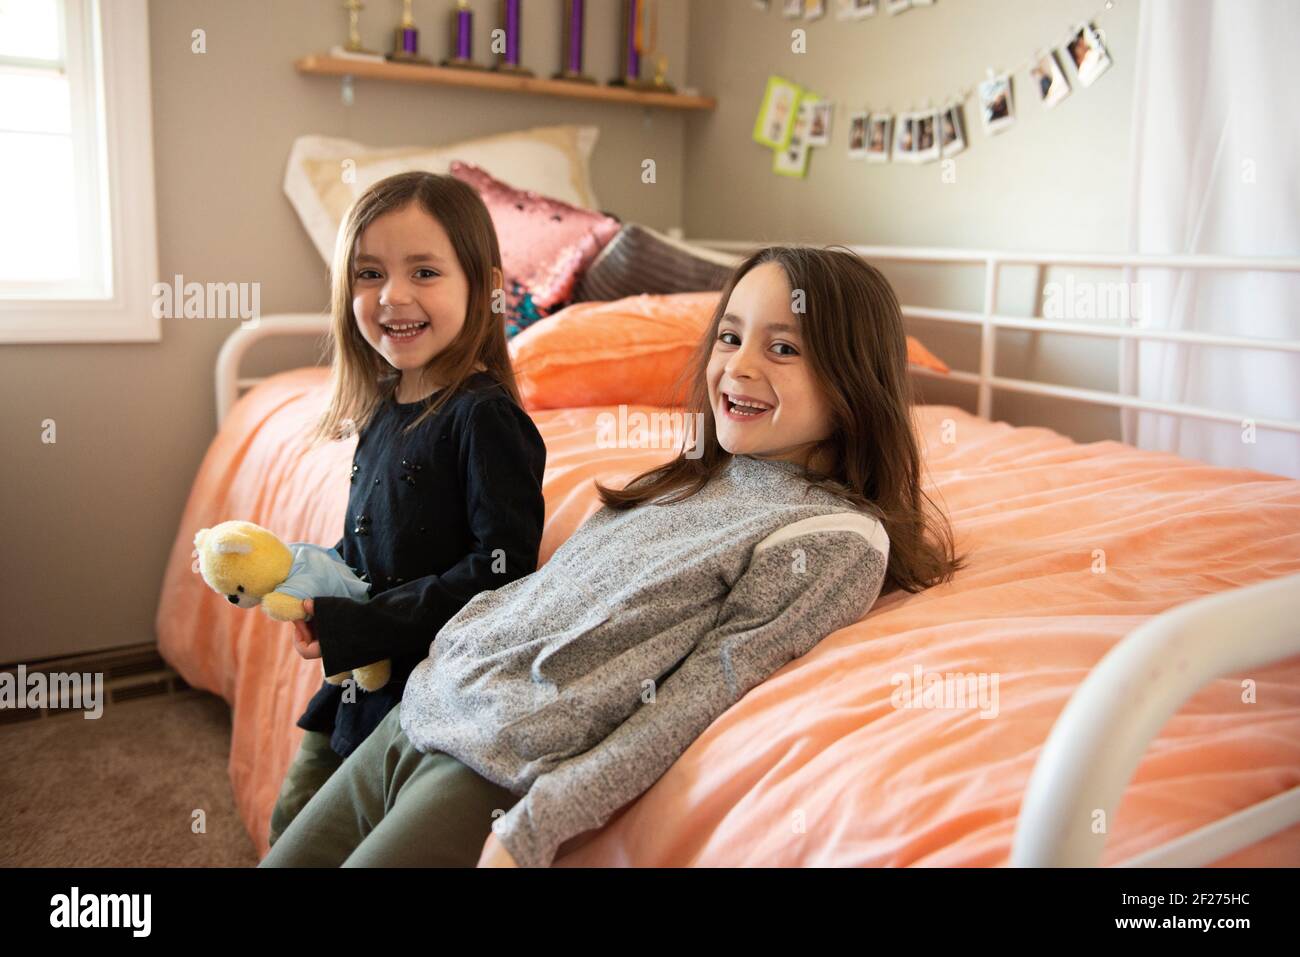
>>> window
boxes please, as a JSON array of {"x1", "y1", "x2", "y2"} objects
[{"x1": 0, "y1": 0, "x2": 159, "y2": 343}]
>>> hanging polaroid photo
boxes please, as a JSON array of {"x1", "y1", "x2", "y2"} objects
[
  {"x1": 805, "y1": 0, "x2": 827, "y2": 19},
  {"x1": 1066, "y1": 22, "x2": 1112, "y2": 87},
  {"x1": 886, "y1": 0, "x2": 910, "y2": 16},
  {"x1": 807, "y1": 101, "x2": 833, "y2": 145},
  {"x1": 978, "y1": 74, "x2": 1014, "y2": 135},
  {"x1": 753, "y1": 75, "x2": 803, "y2": 150},
  {"x1": 1030, "y1": 50, "x2": 1071, "y2": 108},
  {"x1": 867, "y1": 113, "x2": 892, "y2": 163},
  {"x1": 753, "y1": 0, "x2": 772, "y2": 9},
  {"x1": 774, "y1": 95, "x2": 818, "y2": 178},
  {"x1": 782, "y1": 0, "x2": 804, "y2": 19},
  {"x1": 893, "y1": 111, "x2": 915, "y2": 162},
  {"x1": 848, "y1": 111, "x2": 869, "y2": 158},
  {"x1": 914, "y1": 109, "x2": 940, "y2": 163},
  {"x1": 839, "y1": 0, "x2": 877, "y2": 19},
  {"x1": 939, "y1": 102, "x2": 966, "y2": 157}
]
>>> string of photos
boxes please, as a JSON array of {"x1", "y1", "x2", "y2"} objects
[{"x1": 751, "y1": 0, "x2": 1119, "y2": 178}]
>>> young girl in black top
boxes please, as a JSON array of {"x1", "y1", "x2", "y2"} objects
[{"x1": 266, "y1": 172, "x2": 547, "y2": 847}]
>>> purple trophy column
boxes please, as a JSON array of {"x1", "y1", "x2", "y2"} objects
[
  {"x1": 504, "y1": 0, "x2": 520, "y2": 66},
  {"x1": 457, "y1": 5, "x2": 472, "y2": 59},
  {"x1": 568, "y1": 0, "x2": 584, "y2": 74},
  {"x1": 626, "y1": 0, "x2": 640, "y2": 80}
]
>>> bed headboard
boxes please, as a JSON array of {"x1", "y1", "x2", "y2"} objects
[
  {"x1": 216, "y1": 312, "x2": 331, "y2": 427},
  {"x1": 696, "y1": 241, "x2": 1300, "y2": 443},
  {"x1": 215, "y1": 244, "x2": 1300, "y2": 452}
]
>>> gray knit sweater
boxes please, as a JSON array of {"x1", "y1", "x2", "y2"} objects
[{"x1": 399, "y1": 453, "x2": 890, "y2": 867}]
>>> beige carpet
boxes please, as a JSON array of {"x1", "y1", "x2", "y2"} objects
[{"x1": 0, "y1": 691, "x2": 258, "y2": 866}]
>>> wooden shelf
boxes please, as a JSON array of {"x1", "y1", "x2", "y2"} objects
[{"x1": 295, "y1": 54, "x2": 716, "y2": 111}]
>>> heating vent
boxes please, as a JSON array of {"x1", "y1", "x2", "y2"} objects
[{"x1": 0, "y1": 644, "x2": 192, "y2": 725}]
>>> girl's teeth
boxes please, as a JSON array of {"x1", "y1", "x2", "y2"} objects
[{"x1": 727, "y1": 396, "x2": 770, "y2": 416}]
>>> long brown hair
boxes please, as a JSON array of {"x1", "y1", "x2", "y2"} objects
[
  {"x1": 596, "y1": 245, "x2": 966, "y2": 595},
  {"x1": 309, "y1": 171, "x2": 520, "y2": 446}
]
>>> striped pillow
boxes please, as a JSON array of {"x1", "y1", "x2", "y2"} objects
[{"x1": 574, "y1": 224, "x2": 741, "y2": 302}]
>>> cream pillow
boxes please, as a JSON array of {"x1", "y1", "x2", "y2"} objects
[{"x1": 283, "y1": 125, "x2": 601, "y2": 264}]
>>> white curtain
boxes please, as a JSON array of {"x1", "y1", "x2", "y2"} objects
[{"x1": 1122, "y1": 0, "x2": 1300, "y2": 479}]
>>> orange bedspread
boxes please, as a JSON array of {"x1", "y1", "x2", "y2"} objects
[{"x1": 156, "y1": 367, "x2": 1300, "y2": 865}]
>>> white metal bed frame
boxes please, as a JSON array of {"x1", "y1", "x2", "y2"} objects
[
  {"x1": 697, "y1": 241, "x2": 1300, "y2": 437},
  {"x1": 214, "y1": 244, "x2": 1300, "y2": 868}
]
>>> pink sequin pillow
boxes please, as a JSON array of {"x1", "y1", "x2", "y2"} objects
[{"x1": 450, "y1": 161, "x2": 620, "y2": 337}]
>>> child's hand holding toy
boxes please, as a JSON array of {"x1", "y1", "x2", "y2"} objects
[
  {"x1": 193, "y1": 520, "x2": 391, "y2": 692},
  {"x1": 291, "y1": 599, "x2": 321, "y2": 659}
]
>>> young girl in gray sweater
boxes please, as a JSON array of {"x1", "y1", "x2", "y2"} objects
[{"x1": 261, "y1": 245, "x2": 965, "y2": 869}]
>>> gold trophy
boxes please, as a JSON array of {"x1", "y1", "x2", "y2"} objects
[
  {"x1": 652, "y1": 53, "x2": 674, "y2": 93},
  {"x1": 341, "y1": 0, "x2": 379, "y2": 55}
]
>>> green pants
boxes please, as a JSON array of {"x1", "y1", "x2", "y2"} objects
[
  {"x1": 267, "y1": 729, "x2": 343, "y2": 848},
  {"x1": 259, "y1": 704, "x2": 520, "y2": 867}
]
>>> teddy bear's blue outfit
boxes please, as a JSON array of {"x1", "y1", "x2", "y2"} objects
[{"x1": 276, "y1": 543, "x2": 371, "y2": 604}]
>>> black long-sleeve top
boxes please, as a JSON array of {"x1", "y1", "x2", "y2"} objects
[{"x1": 297, "y1": 372, "x2": 547, "y2": 758}]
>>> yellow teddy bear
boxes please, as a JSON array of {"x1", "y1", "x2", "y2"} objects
[{"x1": 193, "y1": 520, "x2": 391, "y2": 692}]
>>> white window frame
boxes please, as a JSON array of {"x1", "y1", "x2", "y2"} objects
[{"x1": 0, "y1": 0, "x2": 159, "y2": 343}]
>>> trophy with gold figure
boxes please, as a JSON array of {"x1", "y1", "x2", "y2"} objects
[
  {"x1": 442, "y1": 0, "x2": 487, "y2": 69},
  {"x1": 493, "y1": 0, "x2": 533, "y2": 75},
  {"x1": 340, "y1": 0, "x2": 380, "y2": 56},
  {"x1": 387, "y1": 0, "x2": 432, "y2": 64},
  {"x1": 554, "y1": 0, "x2": 596, "y2": 83}
]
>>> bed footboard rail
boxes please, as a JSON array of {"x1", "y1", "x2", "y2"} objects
[{"x1": 1011, "y1": 570, "x2": 1300, "y2": 866}]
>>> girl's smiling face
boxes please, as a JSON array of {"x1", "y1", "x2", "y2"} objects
[
  {"x1": 352, "y1": 202, "x2": 470, "y2": 402},
  {"x1": 706, "y1": 262, "x2": 834, "y2": 468}
]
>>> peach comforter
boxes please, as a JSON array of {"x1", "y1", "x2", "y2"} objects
[{"x1": 156, "y1": 367, "x2": 1300, "y2": 865}]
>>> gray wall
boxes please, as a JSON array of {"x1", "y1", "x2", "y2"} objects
[
  {"x1": 682, "y1": 0, "x2": 1141, "y2": 433},
  {"x1": 0, "y1": 0, "x2": 691, "y2": 663}
]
